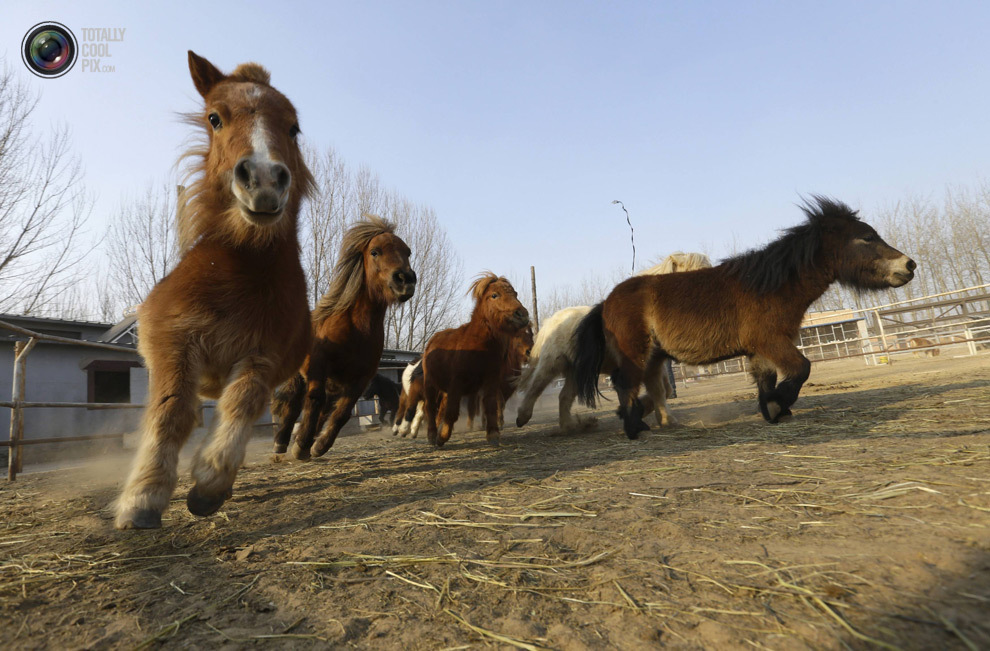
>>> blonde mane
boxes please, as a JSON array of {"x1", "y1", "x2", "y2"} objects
[
  {"x1": 637, "y1": 251, "x2": 712, "y2": 276},
  {"x1": 313, "y1": 215, "x2": 397, "y2": 323}
]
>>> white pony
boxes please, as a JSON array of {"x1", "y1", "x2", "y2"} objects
[{"x1": 514, "y1": 252, "x2": 711, "y2": 431}]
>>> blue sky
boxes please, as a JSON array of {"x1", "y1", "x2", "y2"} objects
[{"x1": 3, "y1": 1, "x2": 989, "y2": 296}]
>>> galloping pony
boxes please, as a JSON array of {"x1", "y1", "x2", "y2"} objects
[
  {"x1": 271, "y1": 216, "x2": 415, "y2": 459},
  {"x1": 115, "y1": 52, "x2": 315, "y2": 529},
  {"x1": 423, "y1": 273, "x2": 530, "y2": 447},
  {"x1": 514, "y1": 252, "x2": 711, "y2": 432},
  {"x1": 574, "y1": 197, "x2": 916, "y2": 439},
  {"x1": 362, "y1": 374, "x2": 401, "y2": 426}
]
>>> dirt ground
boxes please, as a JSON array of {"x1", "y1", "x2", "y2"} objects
[{"x1": 1, "y1": 353, "x2": 988, "y2": 650}]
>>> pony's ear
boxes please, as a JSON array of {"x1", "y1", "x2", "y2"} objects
[{"x1": 188, "y1": 51, "x2": 226, "y2": 97}]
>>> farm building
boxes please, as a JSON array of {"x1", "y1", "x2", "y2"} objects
[{"x1": 0, "y1": 314, "x2": 417, "y2": 467}]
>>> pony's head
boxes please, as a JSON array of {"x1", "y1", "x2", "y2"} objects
[
  {"x1": 469, "y1": 273, "x2": 530, "y2": 334},
  {"x1": 511, "y1": 325, "x2": 535, "y2": 367},
  {"x1": 360, "y1": 220, "x2": 416, "y2": 304},
  {"x1": 180, "y1": 51, "x2": 314, "y2": 249},
  {"x1": 314, "y1": 216, "x2": 416, "y2": 321},
  {"x1": 806, "y1": 197, "x2": 917, "y2": 290}
]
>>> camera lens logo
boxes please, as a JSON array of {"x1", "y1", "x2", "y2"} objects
[{"x1": 22, "y1": 22, "x2": 78, "y2": 78}]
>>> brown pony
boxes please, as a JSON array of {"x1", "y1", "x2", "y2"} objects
[
  {"x1": 115, "y1": 52, "x2": 315, "y2": 529},
  {"x1": 575, "y1": 197, "x2": 916, "y2": 438},
  {"x1": 271, "y1": 216, "x2": 415, "y2": 459},
  {"x1": 423, "y1": 273, "x2": 530, "y2": 447},
  {"x1": 466, "y1": 323, "x2": 534, "y2": 430}
]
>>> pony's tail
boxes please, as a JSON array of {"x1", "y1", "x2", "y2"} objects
[{"x1": 574, "y1": 303, "x2": 607, "y2": 408}]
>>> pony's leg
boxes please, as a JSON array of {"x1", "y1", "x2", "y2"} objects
[
  {"x1": 466, "y1": 393, "x2": 478, "y2": 431},
  {"x1": 610, "y1": 361, "x2": 650, "y2": 440},
  {"x1": 482, "y1": 388, "x2": 501, "y2": 445},
  {"x1": 408, "y1": 402, "x2": 425, "y2": 438},
  {"x1": 271, "y1": 374, "x2": 304, "y2": 454},
  {"x1": 115, "y1": 360, "x2": 199, "y2": 530},
  {"x1": 291, "y1": 366, "x2": 327, "y2": 461},
  {"x1": 758, "y1": 346, "x2": 811, "y2": 423},
  {"x1": 557, "y1": 375, "x2": 588, "y2": 431},
  {"x1": 436, "y1": 389, "x2": 461, "y2": 448},
  {"x1": 187, "y1": 356, "x2": 273, "y2": 517},
  {"x1": 515, "y1": 363, "x2": 557, "y2": 427},
  {"x1": 392, "y1": 391, "x2": 406, "y2": 435},
  {"x1": 643, "y1": 357, "x2": 677, "y2": 427},
  {"x1": 748, "y1": 354, "x2": 780, "y2": 420},
  {"x1": 311, "y1": 390, "x2": 361, "y2": 457}
]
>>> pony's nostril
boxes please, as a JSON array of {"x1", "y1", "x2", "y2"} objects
[
  {"x1": 906, "y1": 259, "x2": 917, "y2": 272},
  {"x1": 234, "y1": 157, "x2": 254, "y2": 189},
  {"x1": 407, "y1": 270, "x2": 417, "y2": 284},
  {"x1": 273, "y1": 163, "x2": 291, "y2": 193}
]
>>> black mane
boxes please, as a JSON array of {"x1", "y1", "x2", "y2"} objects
[{"x1": 720, "y1": 196, "x2": 860, "y2": 294}]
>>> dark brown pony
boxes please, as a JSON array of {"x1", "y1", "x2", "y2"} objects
[
  {"x1": 575, "y1": 197, "x2": 916, "y2": 438},
  {"x1": 115, "y1": 52, "x2": 315, "y2": 529},
  {"x1": 271, "y1": 216, "x2": 415, "y2": 459},
  {"x1": 423, "y1": 273, "x2": 530, "y2": 447},
  {"x1": 362, "y1": 374, "x2": 401, "y2": 426}
]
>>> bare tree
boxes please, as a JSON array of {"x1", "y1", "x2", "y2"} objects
[
  {"x1": 384, "y1": 200, "x2": 462, "y2": 350},
  {"x1": 299, "y1": 146, "x2": 349, "y2": 306},
  {"x1": 0, "y1": 62, "x2": 91, "y2": 316},
  {"x1": 102, "y1": 182, "x2": 180, "y2": 318}
]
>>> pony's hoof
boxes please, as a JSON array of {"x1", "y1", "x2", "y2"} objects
[
  {"x1": 516, "y1": 413, "x2": 530, "y2": 428},
  {"x1": 115, "y1": 507, "x2": 162, "y2": 530},
  {"x1": 766, "y1": 401, "x2": 783, "y2": 423},
  {"x1": 310, "y1": 437, "x2": 333, "y2": 458},
  {"x1": 624, "y1": 420, "x2": 650, "y2": 440},
  {"x1": 290, "y1": 441, "x2": 311, "y2": 461},
  {"x1": 486, "y1": 434, "x2": 501, "y2": 447},
  {"x1": 273, "y1": 442, "x2": 288, "y2": 454},
  {"x1": 186, "y1": 485, "x2": 231, "y2": 517}
]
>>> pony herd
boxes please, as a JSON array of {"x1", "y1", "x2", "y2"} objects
[{"x1": 114, "y1": 53, "x2": 917, "y2": 530}]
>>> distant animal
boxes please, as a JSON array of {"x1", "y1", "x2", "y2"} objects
[
  {"x1": 574, "y1": 197, "x2": 916, "y2": 438},
  {"x1": 908, "y1": 337, "x2": 940, "y2": 357},
  {"x1": 271, "y1": 216, "x2": 416, "y2": 459},
  {"x1": 514, "y1": 252, "x2": 712, "y2": 432},
  {"x1": 423, "y1": 273, "x2": 530, "y2": 447},
  {"x1": 362, "y1": 374, "x2": 401, "y2": 426},
  {"x1": 115, "y1": 52, "x2": 316, "y2": 530}
]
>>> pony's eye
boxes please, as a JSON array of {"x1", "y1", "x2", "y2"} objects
[
  {"x1": 370, "y1": 249, "x2": 380, "y2": 258},
  {"x1": 208, "y1": 113, "x2": 222, "y2": 130},
  {"x1": 859, "y1": 234, "x2": 877, "y2": 243},
  {"x1": 290, "y1": 124, "x2": 300, "y2": 139},
  {"x1": 491, "y1": 293, "x2": 499, "y2": 299}
]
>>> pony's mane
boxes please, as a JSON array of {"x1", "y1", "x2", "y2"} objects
[
  {"x1": 313, "y1": 215, "x2": 397, "y2": 322},
  {"x1": 468, "y1": 272, "x2": 503, "y2": 303},
  {"x1": 720, "y1": 196, "x2": 860, "y2": 294},
  {"x1": 637, "y1": 252, "x2": 712, "y2": 276},
  {"x1": 175, "y1": 62, "x2": 315, "y2": 252}
]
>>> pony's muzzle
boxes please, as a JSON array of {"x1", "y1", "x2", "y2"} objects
[
  {"x1": 392, "y1": 269, "x2": 417, "y2": 301},
  {"x1": 888, "y1": 256, "x2": 917, "y2": 287},
  {"x1": 510, "y1": 308, "x2": 530, "y2": 329},
  {"x1": 233, "y1": 156, "x2": 291, "y2": 219}
]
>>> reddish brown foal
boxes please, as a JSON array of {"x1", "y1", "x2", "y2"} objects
[
  {"x1": 423, "y1": 273, "x2": 530, "y2": 448},
  {"x1": 116, "y1": 52, "x2": 314, "y2": 529}
]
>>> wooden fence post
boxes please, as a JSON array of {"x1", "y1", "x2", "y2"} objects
[{"x1": 8, "y1": 338, "x2": 36, "y2": 481}]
